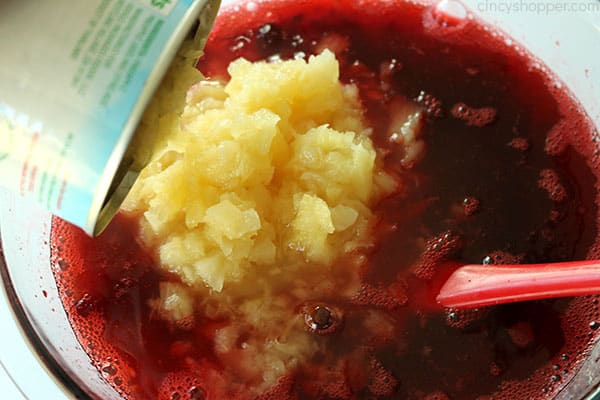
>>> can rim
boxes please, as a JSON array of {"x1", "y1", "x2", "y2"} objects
[{"x1": 88, "y1": 0, "x2": 222, "y2": 237}]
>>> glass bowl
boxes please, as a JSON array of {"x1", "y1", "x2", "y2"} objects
[{"x1": 1, "y1": 0, "x2": 599, "y2": 398}]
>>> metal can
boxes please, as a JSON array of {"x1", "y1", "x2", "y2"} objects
[{"x1": 0, "y1": 0, "x2": 220, "y2": 236}]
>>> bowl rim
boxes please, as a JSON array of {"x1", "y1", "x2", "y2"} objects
[
  {"x1": 0, "y1": 231, "x2": 92, "y2": 400},
  {"x1": 1, "y1": 1, "x2": 600, "y2": 398}
]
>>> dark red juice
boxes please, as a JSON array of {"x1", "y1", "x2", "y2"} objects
[{"x1": 51, "y1": 1, "x2": 600, "y2": 399}]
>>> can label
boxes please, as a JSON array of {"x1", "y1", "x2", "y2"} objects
[{"x1": 0, "y1": 0, "x2": 216, "y2": 234}]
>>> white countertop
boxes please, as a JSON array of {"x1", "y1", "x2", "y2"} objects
[{"x1": 0, "y1": 365, "x2": 25, "y2": 400}]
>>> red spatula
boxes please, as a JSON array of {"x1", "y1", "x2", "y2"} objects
[{"x1": 436, "y1": 260, "x2": 600, "y2": 309}]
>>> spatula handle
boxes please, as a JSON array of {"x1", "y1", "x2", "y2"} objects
[{"x1": 437, "y1": 260, "x2": 600, "y2": 309}]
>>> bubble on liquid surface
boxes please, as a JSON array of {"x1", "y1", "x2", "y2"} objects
[
  {"x1": 508, "y1": 137, "x2": 531, "y2": 152},
  {"x1": 489, "y1": 362, "x2": 502, "y2": 377},
  {"x1": 302, "y1": 303, "x2": 344, "y2": 335},
  {"x1": 538, "y1": 169, "x2": 567, "y2": 203},
  {"x1": 56, "y1": 257, "x2": 69, "y2": 270},
  {"x1": 189, "y1": 386, "x2": 206, "y2": 400},
  {"x1": 368, "y1": 358, "x2": 398, "y2": 396},
  {"x1": 424, "y1": 391, "x2": 450, "y2": 400},
  {"x1": 413, "y1": 231, "x2": 461, "y2": 280},
  {"x1": 75, "y1": 293, "x2": 97, "y2": 317},
  {"x1": 462, "y1": 196, "x2": 480, "y2": 216},
  {"x1": 101, "y1": 362, "x2": 118, "y2": 377},
  {"x1": 256, "y1": 376, "x2": 295, "y2": 400},
  {"x1": 433, "y1": 0, "x2": 468, "y2": 27},
  {"x1": 451, "y1": 102, "x2": 497, "y2": 127},
  {"x1": 352, "y1": 282, "x2": 408, "y2": 309},
  {"x1": 544, "y1": 120, "x2": 569, "y2": 156},
  {"x1": 481, "y1": 251, "x2": 523, "y2": 265},
  {"x1": 159, "y1": 372, "x2": 207, "y2": 400},
  {"x1": 416, "y1": 90, "x2": 443, "y2": 119},
  {"x1": 445, "y1": 307, "x2": 490, "y2": 329}
]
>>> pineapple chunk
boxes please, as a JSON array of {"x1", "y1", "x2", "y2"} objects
[
  {"x1": 290, "y1": 194, "x2": 335, "y2": 263},
  {"x1": 204, "y1": 199, "x2": 261, "y2": 240},
  {"x1": 150, "y1": 282, "x2": 194, "y2": 328},
  {"x1": 331, "y1": 205, "x2": 359, "y2": 231},
  {"x1": 289, "y1": 125, "x2": 375, "y2": 204}
]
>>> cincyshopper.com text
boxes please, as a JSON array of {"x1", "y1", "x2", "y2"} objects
[{"x1": 476, "y1": 0, "x2": 600, "y2": 14}]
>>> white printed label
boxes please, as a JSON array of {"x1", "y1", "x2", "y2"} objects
[{"x1": 0, "y1": 0, "x2": 209, "y2": 233}]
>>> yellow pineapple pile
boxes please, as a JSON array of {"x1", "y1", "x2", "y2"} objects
[{"x1": 122, "y1": 50, "x2": 395, "y2": 292}]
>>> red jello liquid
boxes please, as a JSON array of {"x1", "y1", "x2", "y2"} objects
[{"x1": 51, "y1": 1, "x2": 600, "y2": 399}]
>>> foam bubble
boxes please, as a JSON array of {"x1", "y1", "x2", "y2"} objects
[
  {"x1": 159, "y1": 372, "x2": 207, "y2": 400},
  {"x1": 507, "y1": 137, "x2": 530, "y2": 152},
  {"x1": 445, "y1": 307, "x2": 490, "y2": 329},
  {"x1": 256, "y1": 376, "x2": 296, "y2": 400},
  {"x1": 451, "y1": 102, "x2": 497, "y2": 127},
  {"x1": 413, "y1": 231, "x2": 461, "y2": 280},
  {"x1": 462, "y1": 196, "x2": 480, "y2": 216},
  {"x1": 425, "y1": 391, "x2": 450, "y2": 400},
  {"x1": 481, "y1": 251, "x2": 523, "y2": 265},
  {"x1": 352, "y1": 283, "x2": 408, "y2": 309},
  {"x1": 368, "y1": 359, "x2": 398, "y2": 396},
  {"x1": 303, "y1": 364, "x2": 353, "y2": 399},
  {"x1": 379, "y1": 58, "x2": 403, "y2": 85},
  {"x1": 74, "y1": 293, "x2": 98, "y2": 317},
  {"x1": 489, "y1": 362, "x2": 502, "y2": 377},
  {"x1": 544, "y1": 120, "x2": 569, "y2": 156},
  {"x1": 301, "y1": 303, "x2": 344, "y2": 335},
  {"x1": 538, "y1": 169, "x2": 567, "y2": 203},
  {"x1": 430, "y1": 0, "x2": 468, "y2": 28},
  {"x1": 415, "y1": 90, "x2": 444, "y2": 119}
]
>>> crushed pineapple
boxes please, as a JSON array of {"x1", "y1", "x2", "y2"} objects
[
  {"x1": 121, "y1": 49, "x2": 410, "y2": 394},
  {"x1": 123, "y1": 50, "x2": 395, "y2": 292}
]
